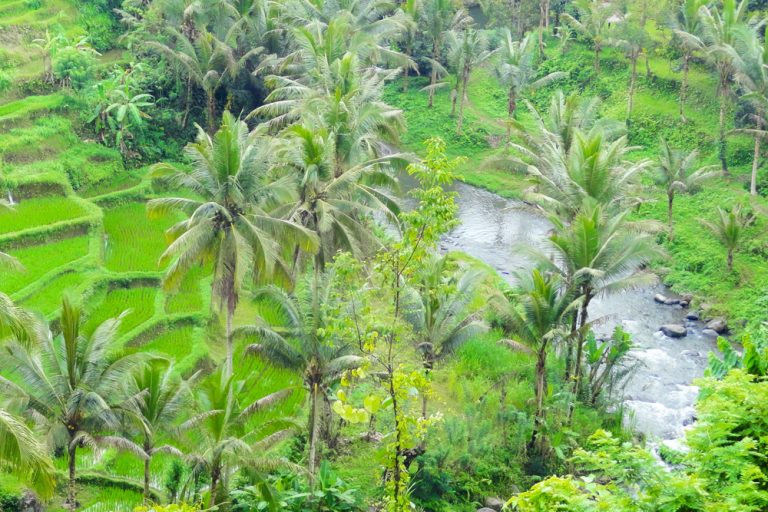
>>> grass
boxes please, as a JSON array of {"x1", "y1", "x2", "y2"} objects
[
  {"x1": 0, "y1": 93, "x2": 70, "y2": 123},
  {"x1": 0, "y1": 196, "x2": 89, "y2": 234},
  {"x1": 139, "y1": 326, "x2": 208, "y2": 375},
  {"x1": 83, "y1": 286, "x2": 157, "y2": 337},
  {"x1": 103, "y1": 201, "x2": 180, "y2": 273},
  {"x1": 165, "y1": 267, "x2": 206, "y2": 314},
  {"x1": 1, "y1": 236, "x2": 89, "y2": 294}
]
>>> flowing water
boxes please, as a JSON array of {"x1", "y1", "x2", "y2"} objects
[{"x1": 412, "y1": 180, "x2": 719, "y2": 448}]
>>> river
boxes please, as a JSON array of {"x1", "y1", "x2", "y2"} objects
[{"x1": 431, "y1": 181, "x2": 719, "y2": 449}]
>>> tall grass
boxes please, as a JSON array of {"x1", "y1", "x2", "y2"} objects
[{"x1": 21, "y1": 271, "x2": 87, "y2": 316}]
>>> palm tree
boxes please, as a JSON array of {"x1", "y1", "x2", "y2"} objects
[
  {"x1": 655, "y1": 139, "x2": 718, "y2": 232},
  {"x1": 0, "y1": 297, "x2": 147, "y2": 508},
  {"x1": 400, "y1": 0, "x2": 422, "y2": 92},
  {"x1": 530, "y1": 200, "x2": 662, "y2": 399},
  {"x1": 122, "y1": 359, "x2": 194, "y2": 502},
  {"x1": 447, "y1": 28, "x2": 494, "y2": 135},
  {"x1": 734, "y1": 29, "x2": 768, "y2": 196},
  {"x1": 496, "y1": 269, "x2": 575, "y2": 456},
  {"x1": 404, "y1": 254, "x2": 488, "y2": 417},
  {"x1": 701, "y1": 205, "x2": 750, "y2": 271},
  {"x1": 182, "y1": 371, "x2": 297, "y2": 507},
  {"x1": 147, "y1": 28, "x2": 260, "y2": 132},
  {"x1": 495, "y1": 29, "x2": 566, "y2": 136},
  {"x1": 422, "y1": 0, "x2": 471, "y2": 108},
  {"x1": 0, "y1": 254, "x2": 41, "y2": 347},
  {"x1": 0, "y1": 405, "x2": 56, "y2": 498},
  {"x1": 272, "y1": 124, "x2": 404, "y2": 269},
  {"x1": 670, "y1": 0, "x2": 707, "y2": 122},
  {"x1": 562, "y1": 0, "x2": 612, "y2": 75},
  {"x1": 698, "y1": 0, "x2": 755, "y2": 174},
  {"x1": 236, "y1": 269, "x2": 363, "y2": 475},
  {"x1": 610, "y1": 18, "x2": 649, "y2": 127},
  {"x1": 148, "y1": 112, "x2": 319, "y2": 377},
  {"x1": 521, "y1": 130, "x2": 651, "y2": 219}
]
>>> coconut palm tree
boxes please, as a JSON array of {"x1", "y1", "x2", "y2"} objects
[
  {"x1": 236, "y1": 268, "x2": 363, "y2": 475},
  {"x1": 670, "y1": 0, "x2": 707, "y2": 122},
  {"x1": 529, "y1": 200, "x2": 663, "y2": 399},
  {"x1": 521, "y1": 130, "x2": 651, "y2": 220},
  {"x1": 422, "y1": 0, "x2": 471, "y2": 108},
  {"x1": 0, "y1": 296, "x2": 147, "y2": 508},
  {"x1": 447, "y1": 28, "x2": 494, "y2": 135},
  {"x1": 734, "y1": 28, "x2": 768, "y2": 196},
  {"x1": 148, "y1": 112, "x2": 319, "y2": 377},
  {"x1": 122, "y1": 359, "x2": 195, "y2": 502},
  {"x1": 0, "y1": 405, "x2": 56, "y2": 498},
  {"x1": 610, "y1": 17, "x2": 650, "y2": 127},
  {"x1": 562, "y1": 0, "x2": 612, "y2": 75},
  {"x1": 404, "y1": 253, "x2": 488, "y2": 417},
  {"x1": 272, "y1": 124, "x2": 404, "y2": 269},
  {"x1": 0, "y1": 259, "x2": 41, "y2": 347},
  {"x1": 698, "y1": 0, "x2": 755, "y2": 174},
  {"x1": 701, "y1": 205, "x2": 750, "y2": 272},
  {"x1": 147, "y1": 27, "x2": 261, "y2": 132},
  {"x1": 495, "y1": 29, "x2": 566, "y2": 136},
  {"x1": 496, "y1": 269, "x2": 576, "y2": 456},
  {"x1": 400, "y1": 0, "x2": 422, "y2": 92},
  {"x1": 655, "y1": 139, "x2": 718, "y2": 233},
  {"x1": 182, "y1": 370, "x2": 297, "y2": 507}
]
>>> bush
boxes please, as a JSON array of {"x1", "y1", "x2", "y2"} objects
[{"x1": 53, "y1": 47, "x2": 96, "y2": 89}]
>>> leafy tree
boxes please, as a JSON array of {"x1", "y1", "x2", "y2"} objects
[
  {"x1": 495, "y1": 29, "x2": 566, "y2": 135},
  {"x1": 421, "y1": 0, "x2": 471, "y2": 108},
  {"x1": 182, "y1": 371, "x2": 297, "y2": 508},
  {"x1": 404, "y1": 253, "x2": 488, "y2": 417},
  {"x1": 447, "y1": 28, "x2": 494, "y2": 135},
  {"x1": 698, "y1": 0, "x2": 755, "y2": 174},
  {"x1": 670, "y1": 0, "x2": 707, "y2": 122},
  {"x1": 655, "y1": 139, "x2": 718, "y2": 233},
  {"x1": 700, "y1": 204, "x2": 751, "y2": 271},
  {"x1": 562, "y1": 0, "x2": 612, "y2": 75},
  {"x1": 148, "y1": 112, "x2": 319, "y2": 377},
  {"x1": 122, "y1": 359, "x2": 194, "y2": 502},
  {"x1": 236, "y1": 269, "x2": 363, "y2": 475},
  {"x1": 496, "y1": 269, "x2": 575, "y2": 457},
  {"x1": 0, "y1": 297, "x2": 147, "y2": 508}
]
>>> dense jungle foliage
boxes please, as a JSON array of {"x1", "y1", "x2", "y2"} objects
[{"x1": 1, "y1": 0, "x2": 768, "y2": 509}]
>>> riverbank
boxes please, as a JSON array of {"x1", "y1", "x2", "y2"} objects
[{"x1": 385, "y1": 42, "x2": 768, "y2": 333}]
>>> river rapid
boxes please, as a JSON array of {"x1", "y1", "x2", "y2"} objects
[{"x1": 414, "y1": 180, "x2": 719, "y2": 449}]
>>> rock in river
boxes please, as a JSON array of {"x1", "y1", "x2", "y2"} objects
[
  {"x1": 706, "y1": 317, "x2": 728, "y2": 334},
  {"x1": 686, "y1": 311, "x2": 700, "y2": 321},
  {"x1": 660, "y1": 324, "x2": 687, "y2": 338},
  {"x1": 701, "y1": 328, "x2": 719, "y2": 337},
  {"x1": 654, "y1": 293, "x2": 668, "y2": 304}
]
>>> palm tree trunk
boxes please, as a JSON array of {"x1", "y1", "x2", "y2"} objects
[
  {"x1": 751, "y1": 115, "x2": 762, "y2": 196},
  {"x1": 718, "y1": 75, "x2": 729, "y2": 175},
  {"x1": 182, "y1": 76, "x2": 192, "y2": 129},
  {"x1": 594, "y1": 45, "x2": 600, "y2": 75},
  {"x1": 308, "y1": 383, "x2": 320, "y2": 476},
  {"x1": 506, "y1": 88, "x2": 517, "y2": 141},
  {"x1": 207, "y1": 90, "x2": 217, "y2": 134},
  {"x1": 143, "y1": 454, "x2": 151, "y2": 503},
  {"x1": 644, "y1": 51, "x2": 651, "y2": 79},
  {"x1": 667, "y1": 192, "x2": 674, "y2": 231},
  {"x1": 456, "y1": 68, "x2": 469, "y2": 135},
  {"x1": 67, "y1": 440, "x2": 77, "y2": 509},
  {"x1": 568, "y1": 289, "x2": 591, "y2": 425},
  {"x1": 530, "y1": 347, "x2": 548, "y2": 454},
  {"x1": 209, "y1": 462, "x2": 221, "y2": 508},
  {"x1": 626, "y1": 54, "x2": 638, "y2": 127},
  {"x1": 538, "y1": 1, "x2": 545, "y2": 61},
  {"x1": 225, "y1": 305, "x2": 234, "y2": 378},
  {"x1": 727, "y1": 249, "x2": 734, "y2": 272},
  {"x1": 403, "y1": 45, "x2": 412, "y2": 92},
  {"x1": 428, "y1": 41, "x2": 439, "y2": 108},
  {"x1": 680, "y1": 53, "x2": 690, "y2": 122}
]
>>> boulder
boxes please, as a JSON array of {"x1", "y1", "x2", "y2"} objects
[
  {"x1": 707, "y1": 318, "x2": 728, "y2": 334},
  {"x1": 701, "y1": 328, "x2": 719, "y2": 337},
  {"x1": 654, "y1": 293, "x2": 668, "y2": 304},
  {"x1": 484, "y1": 497, "x2": 505, "y2": 511},
  {"x1": 477, "y1": 509, "x2": 496, "y2": 512},
  {"x1": 660, "y1": 324, "x2": 687, "y2": 338},
  {"x1": 686, "y1": 311, "x2": 700, "y2": 321},
  {"x1": 664, "y1": 298, "x2": 681, "y2": 306},
  {"x1": 19, "y1": 492, "x2": 43, "y2": 512},
  {"x1": 681, "y1": 293, "x2": 694, "y2": 303}
]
